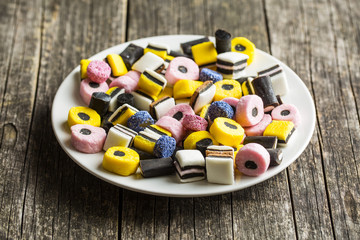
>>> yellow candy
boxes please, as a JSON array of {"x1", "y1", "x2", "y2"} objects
[
  {"x1": 144, "y1": 124, "x2": 172, "y2": 137},
  {"x1": 199, "y1": 104, "x2": 210, "y2": 118},
  {"x1": 102, "y1": 146, "x2": 140, "y2": 176},
  {"x1": 173, "y1": 79, "x2": 203, "y2": 99},
  {"x1": 108, "y1": 104, "x2": 138, "y2": 126},
  {"x1": 241, "y1": 80, "x2": 254, "y2": 96},
  {"x1": 231, "y1": 37, "x2": 256, "y2": 65},
  {"x1": 133, "y1": 132, "x2": 157, "y2": 154},
  {"x1": 80, "y1": 59, "x2": 91, "y2": 80},
  {"x1": 158, "y1": 86, "x2": 173, "y2": 98},
  {"x1": 263, "y1": 120, "x2": 295, "y2": 144},
  {"x1": 183, "y1": 131, "x2": 218, "y2": 149},
  {"x1": 67, "y1": 106, "x2": 101, "y2": 127},
  {"x1": 214, "y1": 79, "x2": 242, "y2": 101},
  {"x1": 139, "y1": 69, "x2": 167, "y2": 97},
  {"x1": 144, "y1": 43, "x2": 169, "y2": 59},
  {"x1": 191, "y1": 42, "x2": 218, "y2": 68},
  {"x1": 106, "y1": 54, "x2": 128, "y2": 77},
  {"x1": 209, "y1": 117, "x2": 244, "y2": 146}
]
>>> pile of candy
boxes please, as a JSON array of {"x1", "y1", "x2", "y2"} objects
[{"x1": 67, "y1": 29, "x2": 301, "y2": 185}]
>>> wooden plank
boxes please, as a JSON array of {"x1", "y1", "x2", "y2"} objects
[
  {"x1": 0, "y1": 0, "x2": 42, "y2": 238},
  {"x1": 287, "y1": 0, "x2": 360, "y2": 238},
  {"x1": 264, "y1": 0, "x2": 334, "y2": 239},
  {"x1": 16, "y1": 0, "x2": 127, "y2": 239}
]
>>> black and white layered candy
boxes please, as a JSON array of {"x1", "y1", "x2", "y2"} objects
[
  {"x1": 107, "y1": 87, "x2": 126, "y2": 112},
  {"x1": 216, "y1": 52, "x2": 249, "y2": 79},
  {"x1": 131, "y1": 90, "x2": 157, "y2": 112},
  {"x1": 149, "y1": 96, "x2": 176, "y2": 120},
  {"x1": 190, "y1": 81, "x2": 216, "y2": 113},
  {"x1": 132, "y1": 52, "x2": 165, "y2": 73},
  {"x1": 174, "y1": 150, "x2": 206, "y2": 183},
  {"x1": 258, "y1": 64, "x2": 289, "y2": 96},
  {"x1": 103, "y1": 124, "x2": 138, "y2": 151}
]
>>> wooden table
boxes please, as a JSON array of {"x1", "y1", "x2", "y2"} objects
[{"x1": 1, "y1": 0, "x2": 359, "y2": 239}]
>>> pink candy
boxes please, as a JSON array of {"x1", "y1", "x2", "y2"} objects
[
  {"x1": 110, "y1": 75, "x2": 139, "y2": 93},
  {"x1": 87, "y1": 60, "x2": 111, "y2": 83},
  {"x1": 235, "y1": 95, "x2": 264, "y2": 127},
  {"x1": 163, "y1": 103, "x2": 195, "y2": 124},
  {"x1": 156, "y1": 116, "x2": 186, "y2": 144},
  {"x1": 244, "y1": 114, "x2": 272, "y2": 136},
  {"x1": 80, "y1": 78, "x2": 109, "y2": 105},
  {"x1": 235, "y1": 143, "x2": 270, "y2": 176},
  {"x1": 271, "y1": 103, "x2": 301, "y2": 128},
  {"x1": 182, "y1": 114, "x2": 208, "y2": 131},
  {"x1": 165, "y1": 57, "x2": 199, "y2": 86},
  {"x1": 70, "y1": 124, "x2": 107, "y2": 153}
]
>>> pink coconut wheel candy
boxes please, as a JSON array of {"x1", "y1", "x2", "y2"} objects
[
  {"x1": 155, "y1": 116, "x2": 186, "y2": 143},
  {"x1": 235, "y1": 95, "x2": 264, "y2": 127},
  {"x1": 110, "y1": 75, "x2": 139, "y2": 93},
  {"x1": 235, "y1": 143, "x2": 270, "y2": 177},
  {"x1": 87, "y1": 60, "x2": 111, "y2": 83},
  {"x1": 271, "y1": 103, "x2": 301, "y2": 128},
  {"x1": 182, "y1": 114, "x2": 208, "y2": 131},
  {"x1": 165, "y1": 57, "x2": 199, "y2": 86},
  {"x1": 80, "y1": 78, "x2": 109, "y2": 106},
  {"x1": 70, "y1": 124, "x2": 106, "y2": 154}
]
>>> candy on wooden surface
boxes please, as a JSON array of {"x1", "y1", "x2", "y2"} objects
[{"x1": 102, "y1": 146, "x2": 140, "y2": 176}]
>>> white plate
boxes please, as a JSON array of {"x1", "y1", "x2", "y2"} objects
[{"x1": 51, "y1": 35, "x2": 316, "y2": 197}]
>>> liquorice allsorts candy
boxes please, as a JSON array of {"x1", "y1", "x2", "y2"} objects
[
  {"x1": 215, "y1": 29, "x2": 232, "y2": 54},
  {"x1": 163, "y1": 103, "x2": 195, "y2": 123},
  {"x1": 131, "y1": 90, "x2": 157, "y2": 112},
  {"x1": 263, "y1": 120, "x2": 295, "y2": 145},
  {"x1": 68, "y1": 106, "x2": 101, "y2": 127},
  {"x1": 214, "y1": 79, "x2": 242, "y2": 101},
  {"x1": 80, "y1": 59, "x2": 91, "y2": 80},
  {"x1": 190, "y1": 80, "x2": 216, "y2": 113},
  {"x1": 127, "y1": 111, "x2": 155, "y2": 133},
  {"x1": 140, "y1": 157, "x2": 175, "y2": 178},
  {"x1": 271, "y1": 103, "x2": 301, "y2": 128},
  {"x1": 199, "y1": 68, "x2": 223, "y2": 83},
  {"x1": 105, "y1": 54, "x2": 128, "y2": 77},
  {"x1": 165, "y1": 56, "x2": 199, "y2": 86},
  {"x1": 209, "y1": 117, "x2": 244, "y2": 146},
  {"x1": 87, "y1": 60, "x2": 111, "y2": 83},
  {"x1": 70, "y1": 124, "x2": 106, "y2": 153},
  {"x1": 144, "y1": 42, "x2": 170, "y2": 59},
  {"x1": 80, "y1": 78, "x2": 109, "y2": 106},
  {"x1": 235, "y1": 95, "x2": 264, "y2": 127},
  {"x1": 120, "y1": 43, "x2": 144, "y2": 70},
  {"x1": 108, "y1": 103, "x2": 138, "y2": 126},
  {"x1": 102, "y1": 146, "x2": 140, "y2": 176},
  {"x1": 216, "y1": 52, "x2": 248, "y2": 79},
  {"x1": 173, "y1": 79, "x2": 203, "y2": 100},
  {"x1": 191, "y1": 41, "x2": 218, "y2": 69},
  {"x1": 243, "y1": 136, "x2": 278, "y2": 149},
  {"x1": 153, "y1": 135, "x2": 176, "y2": 158},
  {"x1": 89, "y1": 92, "x2": 111, "y2": 117},
  {"x1": 106, "y1": 87, "x2": 126, "y2": 112},
  {"x1": 149, "y1": 96, "x2": 176, "y2": 120},
  {"x1": 243, "y1": 114, "x2": 272, "y2": 136},
  {"x1": 180, "y1": 36, "x2": 210, "y2": 56},
  {"x1": 207, "y1": 101, "x2": 234, "y2": 122},
  {"x1": 252, "y1": 75, "x2": 279, "y2": 112},
  {"x1": 258, "y1": 64, "x2": 288, "y2": 96},
  {"x1": 174, "y1": 149, "x2": 206, "y2": 183},
  {"x1": 231, "y1": 37, "x2": 256, "y2": 65},
  {"x1": 103, "y1": 124, "x2": 137, "y2": 151},
  {"x1": 133, "y1": 131, "x2": 158, "y2": 154},
  {"x1": 235, "y1": 143, "x2": 270, "y2": 176},
  {"x1": 183, "y1": 131, "x2": 218, "y2": 150},
  {"x1": 132, "y1": 52, "x2": 165, "y2": 73},
  {"x1": 155, "y1": 116, "x2": 186, "y2": 144},
  {"x1": 139, "y1": 69, "x2": 167, "y2": 97}
]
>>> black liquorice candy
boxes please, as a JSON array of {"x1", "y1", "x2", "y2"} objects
[
  {"x1": 215, "y1": 29, "x2": 232, "y2": 53},
  {"x1": 180, "y1": 37, "x2": 210, "y2": 56},
  {"x1": 252, "y1": 75, "x2": 279, "y2": 112},
  {"x1": 140, "y1": 157, "x2": 175, "y2": 178},
  {"x1": 243, "y1": 136, "x2": 278, "y2": 149},
  {"x1": 117, "y1": 92, "x2": 134, "y2": 108},
  {"x1": 267, "y1": 148, "x2": 283, "y2": 166},
  {"x1": 89, "y1": 92, "x2": 111, "y2": 117},
  {"x1": 120, "y1": 43, "x2": 144, "y2": 70}
]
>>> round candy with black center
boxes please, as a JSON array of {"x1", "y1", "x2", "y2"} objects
[
  {"x1": 231, "y1": 37, "x2": 256, "y2": 65},
  {"x1": 271, "y1": 103, "x2": 301, "y2": 128},
  {"x1": 235, "y1": 143, "x2": 270, "y2": 176},
  {"x1": 102, "y1": 146, "x2": 140, "y2": 176},
  {"x1": 214, "y1": 79, "x2": 242, "y2": 101},
  {"x1": 209, "y1": 117, "x2": 244, "y2": 146},
  {"x1": 68, "y1": 106, "x2": 101, "y2": 127},
  {"x1": 70, "y1": 124, "x2": 106, "y2": 153},
  {"x1": 207, "y1": 101, "x2": 234, "y2": 122}
]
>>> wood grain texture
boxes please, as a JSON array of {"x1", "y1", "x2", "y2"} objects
[{"x1": 265, "y1": 0, "x2": 334, "y2": 239}]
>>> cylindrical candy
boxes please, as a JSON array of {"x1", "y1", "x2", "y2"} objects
[
  {"x1": 89, "y1": 92, "x2": 111, "y2": 117},
  {"x1": 153, "y1": 135, "x2": 176, "y2": 158},
  {"x1": 117, "y1": 92, "x2": 134, "y2": 108},
  {"x1": 102, "y1": 146, "x2": 140, "y2": 176},
  {"x1": 68, "y1": 106, "x2": 101, "y2": 127},
  {"x1": 182, "y1": 114, "x2": 208, "y2": 131},
  {"x1": 110, "y1": 75, "x2": 139, "y2": 93},
  {"x1": 252, "y1": 76, "x2": 279, "y2": 112},
  {"x1": 271, "y1": 104, "x2": 301, "y2": 128},
  {"x1": 165, "y1": 57, "x2": 199, "y2": 86},
  {"x1": 163, "y1": 103, "x2": 195, "y2": 123},
  {"x1": 183, "y1": 131, "x2": 218, "y2": 149},
  {"x1": 207, "y1": 101, "x2": 234, "y2": 122},
  {"x1": 87, "y1": 60, "x2": 111, "y2": 83},
  {"x1": 231, "y1": 37, "x2": 256, "y2": 65},
  {"x1": 235, "y1": 95, "x2": 264, "y2": 127},
  {"x1": 70, "y1": 124, "x2": 106, "y2": 153},
  {"x1": 209, "y1": 117, "x2": 244, "y2": 146},
  {"x1": 235, "y1": 143, "x2": 270, "y2": 176},
  {"x1": 215, "y1": 29, "x2": 232, "y2": 53},
  {"x1": 80, "y1": 78, "x2": 109, "y2": 106},
  {"x1": 199, "y1": 68, "x2": 223, "y2": 83},
  {"x1": 155, "y1": 116, "x2": 186, "y2": 143},
  {"x1": 243, "y1": 114, "x2": 272, "y2": 136},
  {"x1": 214, "y1": 79, "x2": 242, "y2": 101},
  {"x1": 127, "y1": 111, "x2": 155, "y2": 133}
]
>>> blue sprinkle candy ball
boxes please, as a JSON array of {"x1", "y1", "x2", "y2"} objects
[
  {"x1": 153, "y1": 135, "x2": 176, "y2": 158},
  {"x1": 127, "y1": 111, "x2": 154, "y2": 132},
  {"x1": 207, "y1": 101, "x2": 234, "y2": 121}
]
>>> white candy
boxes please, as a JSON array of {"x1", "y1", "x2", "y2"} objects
[
  {"x1": 216, "y1": 52, "x2": 248, "y2": 79},
  {"x1": 258, "y1": 64, "x2": 289, "y2": 96},
  {"x1": 103, "y1": 124, "x2": 137, "y2": 151},
  {"x1": 131, "y1": 90, "x2": 156, "y2": 112},
  {"x1": 132, "y1": 52, "x2": 164, "y2": 73},
  {"x1": 206, "y1": 156, "x2": 234, "y2": 185}
]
